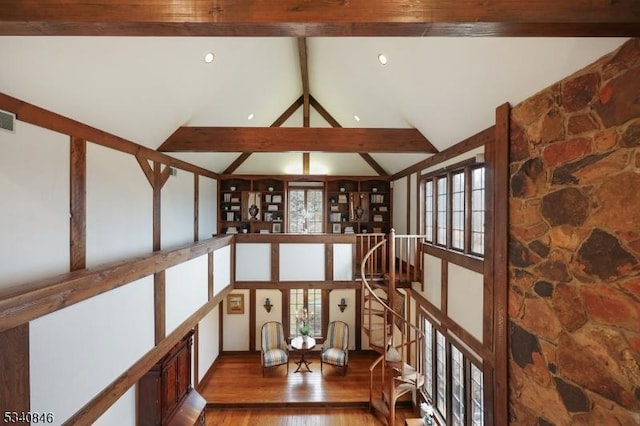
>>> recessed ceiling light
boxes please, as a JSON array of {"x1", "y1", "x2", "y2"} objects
[
  {"x1": 204, "y1": 52, "x2": 215, "y2": 63},
  {"x1": 377, "y1": 54, "x2": 388, "y2": 65},
  {"x1": 247, "y1": 113, "x2": 254, "y2": 120},
  {"x1": 354, "y1": 115, "x2": 361, "y2": 122}
]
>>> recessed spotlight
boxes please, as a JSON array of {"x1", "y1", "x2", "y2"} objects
[
  {"x1": 377, "y1": 53, "x2": 388, "y2": 65},
  {"x1": 204, "y1": 52, "x2": 215, "y2": 63},
  {"x1": 354, "y1": 115, "x2": 361, "y2": 122},
  {"x1": 247, "y1": 113, "x2": 254, "y2": 120}
]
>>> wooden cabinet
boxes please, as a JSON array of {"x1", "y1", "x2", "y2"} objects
[
  {"x1": 327, "y1": 179, "x2": 391, "y2": 234},
  {"x1": 219, "y1": 178, "x2": 286, "y2": 234},
  {"x1": 138, "y1": 330, "x2": 205, "y2": 425}
]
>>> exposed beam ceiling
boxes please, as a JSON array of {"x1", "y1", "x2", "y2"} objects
[
  {"x1": 0, "y1": 1, "x2": 638, "y2": 36},
  {"x1": 158, "y1": 127, "x2": 437, "y2": 153}
]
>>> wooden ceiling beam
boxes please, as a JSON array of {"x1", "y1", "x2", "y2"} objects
[
  {"x1": 298, "y1": 38, "x2": 311, "y2": 128},
  {"x1": 159, "y1": 127, "x2": 437, "y2": 153},
  {"x1": 0, "y1": 1, "x2": 638, "y2": 36}
]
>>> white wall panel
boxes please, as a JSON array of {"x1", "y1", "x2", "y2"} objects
[
  {"x1": 30, "y1": 276, "x2": 154, "y2": 425},
  {"x1": 165, "y1": 255, "x2": 209, "y2": 335},
  {"x1": 333, "y1": 244, "x2": 353, "y2": 281},
  {"x1": 448, "y1": 263, "x2": 484, "y2": 342},
  {"x1": 392, "y1": 177, "x2": 407, "y2": 234},
  {"x1": 199, "y1": 176, "x2": 217, "y2": 239},
  {"x1": 197, "y1": 305, "x2": 219, "y2": 382},
  {"x1": 423, "y1": 254, "x2": 442, "y2": 309},
  {"x1": 161, "y1": 169, "x2": 194, "y2": 250},
  {"x1": 0, "y1": 121, "x2": 69, "y2": 289},
  {"x1": 213, "y1": 245, "x2": 231, "y2": 296},
  {"x1": 87, "y1": 143, "x2": 152, "y2": 267},
  {"x1": 279, "y1": 243, "x2": 324, "y2": 281},
  {"x1": 236, "y1": 243, "x2": 271, "y2": 281},
  {"x1": 93, "y1": 387, "x2": 136, "y2": 426},
  {"x1": 223, "y1": 289, "x2": 250, "y2": 351}
]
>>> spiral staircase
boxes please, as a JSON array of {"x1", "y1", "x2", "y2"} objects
[{"x1": 359, "y1": 231, "x2": 426, "y2": 426}]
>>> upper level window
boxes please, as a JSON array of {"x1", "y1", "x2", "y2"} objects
[
  {"x1": 423, "y1": 318, "x2": 434, "y2": 399},
  {"x1": 471, "y1": 362, "x2": 485, "y2": 426},
  {"x1": 288, "y1": 184, "x2": 323, "y2": 233},
  {"x1": 451, "y1": 171, "x2": 465, "y2": 251},
  {"x1": 424, "y1": 179, "x2": 434, "y2": 242},
  {"x1": 436, "y1": 177, "x2": 448, "y2": 246},
  {"x1": 471, "y1": 166, "x2": 485, "y2": 255},
  {"x1": 451, "y1": 346, "x2": 465, "y2": 425},
  {"x1": 435, "y1": 330, "x2": 447, "y2": 419}
]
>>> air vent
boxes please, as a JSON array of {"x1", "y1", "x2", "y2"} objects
[{"x1": 0, "y1": 109, "x2": 15, "y2": 133}]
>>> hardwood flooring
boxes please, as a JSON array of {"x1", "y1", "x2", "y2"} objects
[{"x1": 199, "y1": 352, "x2": 417, "y2": 426}]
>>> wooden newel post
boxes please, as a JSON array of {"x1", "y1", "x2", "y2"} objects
[{"x1": 388, "y1": 229, "x2": 396, "y2": 314}]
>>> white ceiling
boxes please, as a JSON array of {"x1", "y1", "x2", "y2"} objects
[{"x1": 0, "y1": 36, "x2": 627, "y2": 175}]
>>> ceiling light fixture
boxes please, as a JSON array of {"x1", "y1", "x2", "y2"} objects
[
  {"x1": 247, "y1": 113, "x2": 254, "y2": 120},
  {"x1": 354, "y1": 115, "x2": 361, "y2": 122},
  {"x1": 204, "y1": 52, "x2": 215, "y2": 63},
  {"x1": 377, "y1": 53, "x2": 388, "y2": 65}
]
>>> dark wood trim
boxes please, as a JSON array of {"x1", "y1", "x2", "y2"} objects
[
  {"x1": 153, "y1": 161, "x2": 162, "y2": 251},
  {"x1": 0, "y1": 324, "x2": 29, "y2": 420},
  {"x1": 0, "y1": 237, "x2": 233, "y2": 333},
  {"x1": 194, "y1": 174, "x2": 199, "y2": 242},
  {"x1": 234, "y1": 281, "x2": 360, "y2": 290},
  {"x1": 359, "y1": 153, "x2": 389, "y2": 176},
  {"x1": 406, "y1": 174, "x2": 412, "y2": 233},
  {"x1": 249, "y1": 289, "x2": 256, "y2": 351},
  {"x1": 1, "y1": 2, "x2": 638, "y2": 37},
  {"x1": 154, "y1": 271, "x2": 166, "y2": 344},
  {"x1": 490, "y1": 102, "x2": 510, "y2": 425},
  {"x1": 136, "y1": 153, "x2": 154, "y2": 187},
  {"x1": 159, "y1": 127, "x2": 436, "y2": 153},
  {"x1": 355, "y1": 287, "x2": 362, "y2": 351},
  {"x1": 309, "y1": 95, "x2": 340, "y2": 128},
  {"x1": 298, "y1": 37, "x2": 310, "y2": 128},
  {"x1": 235, "y1": 233, "x2": 357, "y2": 244},
  {"x1": 218, "y1": 300, "x2": 224, "y2": 356},
  {"x1": 322, "y1": 289, "x2": 331, "y2": 339},
  {"x1": 420, "y1": 243, "x2": 483, "y2": 274},
  {"x1": 223, "y1": 153, "x2": 252, "y2": 175},
  {"x1": 325, "y1": 243, "x2": 334, "y2": 281},
  {"x1": 281, "y1": 289, "x2": 290, "y2": 335},
  {"x1": 271, "y1": 243, "x2": 280, "y2": 282},
  {"x1": 393, "y1": 126, "x2": 494, "y2": 180},
  {"x1": 208, "y1": 252, "x2": 214, "y2": 301},
  {"x1": 440, "y1": 258, "x2": 448, "y2": 318},
  {"x1": 0, "y1": 92, "x2": 218, "y2": 179},
  {"x1": 193, "y1": 323, "x2": 200, "y2": 388},
  {"x1": 64, "y1": 287, "x2": 231, "y2": 426},
  {"x1": 70, "y1": 136, "x2": 86, "y2": 271}
]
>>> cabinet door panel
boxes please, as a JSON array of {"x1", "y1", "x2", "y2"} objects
[{"x1": 162, "y1": 359, "x2": 178, "y2": 418}]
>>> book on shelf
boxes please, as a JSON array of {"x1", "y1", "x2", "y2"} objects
[
  {"x1": 268, "y1": 204, "x2": 279, "y2": 211},
  {"x1": 344, "y1": 226, "x2": 355, "y2": 234},
  {"x1": 272, "y1": 195, "x2": 282, "y2": 203},
  {"x1": 223, "y1": 193, "x2": 231, "y2": 202},
  {"x1": 330, "y1": 212, "x2": 342, "y2": 222},
  {"x1": 371, "y1": 194, "x2": 384, "y2": 204},
  {"x1": 373, "y1": 214, "x2": 383, "y2": 222},
  {"x1": 338, "y1": 194, "x2": 348, "y2": 203},
  {"x1": 226, "y1": 212, "x2": 235, "y2": 221}
]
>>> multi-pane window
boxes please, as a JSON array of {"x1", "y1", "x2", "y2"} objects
[
  {"x1": 471, "y1": 167, "x2": 485, "y2": 255},
  {"x1": 435, "y1": 331, "x2": 447, "y2": 418},
  {"x1": 436, "y1": 177, "x2": 448, "y2": 246},
  {"x1": 424, "y1": 180, "x2": 434, "y2": 242},
  {"x1": 451, "y1": 172, "x2": 465, "y2": 251},
  {"x1": 288, "y1": 188, "x2": 323, "y2": 233},
  {"x1": 471, "y1": 363, "x2": 484, "y2": 426},
  {"x1": 451, "y1": 346, "x2": 465, "y2": 425},
  {"x1": 423, "y1": 319, "x2": 434, "y2": 399},
  {"x1": 422, "y1": 315, "x2": 485, "y2": 425},
  {"x1": 289, "y1": 289, "x2": 322, "y2": 337},
  {"x1": 422, "y1": 162, "x2": 485, "y2": 257}
]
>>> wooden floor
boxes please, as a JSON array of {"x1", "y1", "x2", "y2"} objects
[{"x1": 199, "y1": 352, "x2": 416, "y2": 426}]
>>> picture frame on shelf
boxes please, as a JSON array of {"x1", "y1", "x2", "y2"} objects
[
  {"x1": 227, "y1": 293, "x2": 244, "y2": 314},
  {"x1": 272, "y1": 195, "x2": 282, "y2": 203},
  {"x1": 332, "y1": 223, "x2": 342, "y2": 234},
  {"x1": 272, "y1": 223, "x2": 281, "y2": 233}
]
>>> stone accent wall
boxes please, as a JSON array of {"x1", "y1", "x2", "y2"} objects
[{"x1": 509, "y1": 38, "x2": 640, "y2": 425}]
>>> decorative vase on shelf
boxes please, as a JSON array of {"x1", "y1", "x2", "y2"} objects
[{"x1": 249, "y1": 204, "x2": 259, "y2": 219}]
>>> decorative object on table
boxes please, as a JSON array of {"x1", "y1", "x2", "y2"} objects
[
  {"x1": 320, "y1": 321, "x2": 349, "y2": 375},
  {"x1": 296, "y1": 307, "x2": 314, "y2": 337},
  {"x1": 263, "y1": 298, "x2": 273, "y2": 312},
  {"x1": 227, "y1": 293, "x2": 244, "y2": 314},
  {"x1": 338, "y1": 298, "x2": 347, "y2": 312},
  {"x1": 260, "y1": 321, "x2": 289, "y2": 376},
  {"x1": 420, "y1": 402, "x2": 434, "y2": 425}
]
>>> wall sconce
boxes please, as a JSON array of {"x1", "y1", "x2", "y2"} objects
[
  {"x1": 338, "y1": 298, "x2": 347, "y2": 312},
  {"x1": 263, "y1": 298, "x2": 273, "y2": 313}
]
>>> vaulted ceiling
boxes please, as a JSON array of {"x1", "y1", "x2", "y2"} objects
[{"x1": 0, "y1": 2, "x2": 636, "y2": 176}]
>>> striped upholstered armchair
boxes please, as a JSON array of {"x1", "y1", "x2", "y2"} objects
[
  {"x1": 320, "y1": 321, "x2": 349, "y2": 375},
  {"x1": 261, "y1": 321, "x2": 289, "y2": 376}
]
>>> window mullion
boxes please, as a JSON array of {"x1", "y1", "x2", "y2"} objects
[{"x1": 464, "y1": 166, "x2": 472, "y2": 255}]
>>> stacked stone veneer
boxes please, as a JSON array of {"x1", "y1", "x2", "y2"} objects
[{"x1": 509, "y1": 38, "x2": 640, "y2": 425}]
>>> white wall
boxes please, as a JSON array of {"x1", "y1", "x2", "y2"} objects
[
  {"x1": 161, "y1": 168, "x2": 195, "y2": 249},
  {"x1": 392, "y1": 177, "x2": 407, "y2": 234},
  {"x1": 329, "y1": 289, "x2": 357, "y2": 350},
  {"x1": 447, "y1": 263, "x2": 484, "y2": 342},
  {"x1": 236, "y1": 243, "x2": 271, "y2": 281},
  {"x1": 333, "y1": 243, "x2": 353, "y2": 280},
  {"x1": 30, "y1": 276, "x2": 155, "y2": 425},
  {"x1": 255, "y1": 289, "x2": 283, "y2": 349},
  {"x1": 87, "y1": 143, "x2": 152, "y2": 267},
  {"x1": 422, "y1": 254, "x2": 442, "y2": 309},
  {"x1": 165, "y1": 255, "x2": 209, "y2": 335},
  {"x1": 93, "y1": 387, "x2": 136, "y2": 426},
  {"x1": 198, "y1": 305, "x2": 220, "y2": 382},
  {"x1": 0, "y1": 121, "x2": 69, "y2": 289},
  {"x1": 199, "y1": 176, "x2": 217, "y2": 239},
  {"x1": 213, "y1": 245, "x2": 231, "y2": 296},
  {"x1": 279, "y1": 243, "x2": 325, "y2": 281}
]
